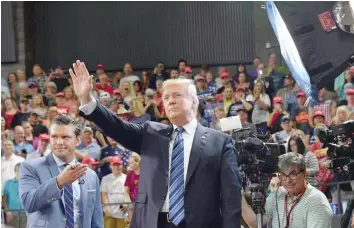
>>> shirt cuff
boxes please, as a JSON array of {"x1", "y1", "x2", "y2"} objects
[{"x1": 79, "y1": 95, "x2": 97, "y2": 115}]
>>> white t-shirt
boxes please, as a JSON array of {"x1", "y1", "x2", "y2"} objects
[
  {"x1": 100, "y1": 173, "x2": 127, "y2": 218},
  {"x1": 1, "y1": 154, "x2": 25, "y2": 192},
  {"x1": 119, "y1": 75, "x2": 140, "y2": 88}
]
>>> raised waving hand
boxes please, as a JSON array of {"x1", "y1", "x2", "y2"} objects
[{"x1": 69, "y1": 60, "x2": 93, "y2": 105}]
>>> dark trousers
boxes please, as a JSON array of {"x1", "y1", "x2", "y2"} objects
[{"x1": 158, "y1": 213, "x2": 186, "y2": 228}]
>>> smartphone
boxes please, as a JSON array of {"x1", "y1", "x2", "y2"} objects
[{"x1": 21, "y1": 149, "x2": 27, "y2": 154}]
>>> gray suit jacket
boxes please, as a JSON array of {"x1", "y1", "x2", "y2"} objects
[
  {"x1": 19, "y1": 153, "x2": 103, "y2": 228},
  {"x1": 80, "y1": 101, "x2": 242, "y2": 228}
]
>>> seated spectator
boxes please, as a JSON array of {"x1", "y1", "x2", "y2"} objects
[
  {"x1": 251, "y1": 81, "x2": 271, "y2": 134},
  {"x1": 195, "y1": 76, "x2": 208, "y2": 93},
  {"x1": 1, "y1": 115, "x2": 14, "y2": 141},
  {"x1": 101, "y1": 156, "x2": 128, "y2": 228},
  {"x1": 332, "y1": 105, "x2": 350, "y2": 125},
  {"x1": 234, "y1": 72, "x2": 250, "y2": 95},
  {"x1": 288, "y1": 136, "x2": 319, "y2": 185},
  {"x1": 133, "y1": 80, "x2": 143, "y2": 96},
  {"x1": 206, "y1": 72, "x2": 217, "y2": 93},
  {"x1": 336, "y1": 68, "x2": 354, "y2": 103},
  {"x1": 169, "y1": 69, "x2": 179, "y2": 80},
  {"x1": 144, "y1": 89, "x2": 162, "y2": 121},
  {"x1": 13, "y1": 125, "x2": 35, "y2": 157},
  {"x1": 42, "y1": 106, "x2": 59, "y2": 128},
  {"x1": 154, "y1": 80, "x2": 164, "y2": 116},
  {"x1": 242, "y1": 152, "x2": 333, "y2": 228},
  {"x1": 223, "y1": 87, "x2": 235, "y2": 113},
  {"x1": 217, "y1": 72, "x2": 233, "y2": 94},
  {"x1": 345, "y1": 88, "x2": 354, "y2": 117},
  {"x1": 16, "y1": 68, "x2": 27, "y2": 83},
  {"x1": 55, "y1": 92, "x2": 70, "y2": 114},
  {"x1": 2, "y1": 163, "x2": 27, "y2": 227},
  {"x1": 181, "y1": 66, "x2": 193, "y2": 80},
  {"x1": 27, "y1": 81, "x2": 49, "y2": 106},
  {"x1": 30, "y1": 94, "x2": 47, "y2": 119},
  {"x1": 196, "y1": 105, "x2": 209, "y2": 127},
  {"x1": 48, "y1": 66, "x2": 70, "y2": 92},
  {"x1": 308, "y1": 111, "x2": 326, "y2": 145},
  {"x1": 210, "y1": 106, "x2": 226, "y2": 132},
  {"x1": 63, "y1": 86, "x2": 78, "y2": 108},
  {"x1": 22, "y1": 121, "x2": 34, "y2": 144},
  {"x1": 268, "y1": 96, "x2": 288, "y2": 134},
  {"x1": 272, "y1": 116, "x2": 294, "y2": 151},
  {"x1": 1, "y1": 139, "x2": 25, "y2": 191},
  {"x1": 15, "y1": 82, "x2": 29, "y2": 106},
  {"x1": 26, "y1": 134, "x2": 51, "y2": 159},
  {"x1": 95, "y1": 64, "x2": 106, "y2": 77},
  {"x1": 2, "y1": 98, "x2": 19, "y2": 129},
  {"x1": 7, "y1": 72, "x2": 19, "y2": 100},
  {"x1": 129, "y1": 98, "x2": 151, "y2": 124},
  {"x1": 276, "y1": 74, "x2": 299, "y2": 119},
  {"x1": 76, "y1": 127, "x2": 101, "y2": 160},
  {"x1": 99, "y1": 91, "x2": 111, "y2": 107},
  {"x1": 112, "y1": 71, "x2": 123, "y2": 89},
  {"x1": 44, "y1": 81, "x2": 57, "y2": 107},
  {"x1": 11, "y1": 98, "x2": 32, "y2": 130}
]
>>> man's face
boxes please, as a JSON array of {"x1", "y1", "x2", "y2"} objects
[
  {"x1": 178, "y1": 62, "x2": 186, "y2": 72},
  {"x1": 319, "y1": 88, "x2": 326, "y2": 97},
  {"x1": 99, "y1": 74, "x2": 108, "y2": 85},
  {"x1": 347, "y1": 94, "x2": 354, "y2": 104},
  {"x1": 279, "y1": 166, "x2": 305, "y2": 196},
  {"x1": 20, "y1": 101, "x2": 30, "y2": 112},
  {"x1": 314, "y1": 116, "x2": 325, "y2": 125},
  {"x1": 170, "y1": 70, "x2": 179, "y2": 79},
  {"x1": 15, "y1": 127, "x2": 25, "y2": 142},
  {"x1": 2, "y1": 141, "x2": 14, "y2": 156},
  {"x1": 297, "y1": 96, "x2": 306, "y2": 106},
  {"x1": 110, "y1": 163, "x2": 123, "y2": 174},
  {"x1": 237, "y1": 110, "x2": 247, "y2": 121},
  {"x1": 284, "y1": 78, "x2": 292, "y2": 87},
  {"x1": 33, "y1": 66, "x2": 42, "y2": 76},
  {"x1": 50, "y1": 124, "x2": 78, "y2": 160},
  {"x1": 162, "y1": 83, "x2": 193, "y2": 121},
  {"x1": 253, "y1": 58, "x2": 261, "y2": 67},
  {"x1": 123, "y1": 64, "x2": 132, "y2": 75},
  {"x1": 157, "y1": 63, "x2": 164, "y2": 72},
  {"x1": 221, "y1": 77, "x2": 229, "y2": 85},
  {"x1": 96, "y1": 69, "x2": 105, "y2": 76},
  {"x1": 82, "y1": 132, "x2": 92, "y2": 145}
]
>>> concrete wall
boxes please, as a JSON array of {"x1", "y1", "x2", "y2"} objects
[{"x1": 1, "y1": 1, "x2": 26, "y2": 80}]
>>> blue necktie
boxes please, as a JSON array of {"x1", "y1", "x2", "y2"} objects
[
  {"x1": 63, "y1": 164, "x2": 74, "y2": 228},
  {"x1": 169, "y1": 127, "x2": 185, "y2": 225}
]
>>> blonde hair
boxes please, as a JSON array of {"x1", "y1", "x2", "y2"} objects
[
  {"x1": 223, "y1": 87, "x2": 235, "y2": 104},
  {"x1": 130, "y1": 98, "x2": 145, "y2": 116},
  {"x1": 130, "y1": 152, "x2": 141, "y2": 165},
  {"x1": 31, "y1": 94, "x2": 45, "y2": 107},
  {"x1": 213, "y1": 105, "x2": 225, "y2": 121},
  {"x1": 334, "y1": 105, "x2": 349, "y2": 123}
]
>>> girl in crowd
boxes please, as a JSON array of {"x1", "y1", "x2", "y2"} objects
[
  {"x1": 209, "y1": 105, "x2": 226, "y2": 131},
  {"x1": 2, "y1": 98, "x2": 19, "y2": 129},
  {"x1": 30, "y1": 94, "x2": 47, "y2": 119}
]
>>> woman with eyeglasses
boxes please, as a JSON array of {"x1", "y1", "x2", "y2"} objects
[{"x1": 288, "y1": 136, "x2": 319, "y2": 186}]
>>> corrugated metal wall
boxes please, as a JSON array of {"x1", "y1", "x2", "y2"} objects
[
  {"x1": 34, "y1": 2, "x2": 255, "y2": 70},
  {"x1": 1, "y1": 1, "x2": 17, "y2": 63}
]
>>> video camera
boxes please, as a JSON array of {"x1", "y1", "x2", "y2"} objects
[{"x1": 314, "y1": 120, "x2": 354, "y2": 177}]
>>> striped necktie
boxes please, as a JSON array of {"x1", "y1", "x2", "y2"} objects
[
  {"x1": 169, "y1": 126, "x2": 185, "y2": 225},
  {"x1": 62, "y1": 164, "x2": 74, "y2": 228}
]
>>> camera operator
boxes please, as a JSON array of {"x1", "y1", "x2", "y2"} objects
[{"x1": 242, "y1": 152, "x2": 332, "y2": 228}]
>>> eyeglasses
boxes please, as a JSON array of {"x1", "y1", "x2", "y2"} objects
[{"x1": 278, "y1": 171, "x2": 304, "y2": 181}]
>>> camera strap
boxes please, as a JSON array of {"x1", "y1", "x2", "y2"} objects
[{"x1": 284, "y1": 184, "x2": 306, "y2": 228}]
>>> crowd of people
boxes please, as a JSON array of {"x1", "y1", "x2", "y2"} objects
[{"x1": 1, "y1": 53, "x2": 354, "y2": 227}]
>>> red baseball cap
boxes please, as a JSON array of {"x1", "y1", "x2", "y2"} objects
[
  {"x1": 56, "y1": 92, "x2": 65, "y2": 97},
  {"x1": 184, "y1": 66, "x2": 192, "y2": 73},
  {"x1": 313, "y1": 110, "x2": 325, "y2": 119},
  {"x1": 82, "y1": 157, "x2": 99, "y2": 165},
  {"x1": 96, "y1": 64, "x2": 105, "y2": 70},
  {"x1": 220, "y1": 72, "x2": 230, "y2": 79},
  {"x1": 345, "y1": 88, "x2": 354, "y2": 95},
  {"x1": 296, "y1": 91, "x2": 306, "y2": 98},
  {"x1": 38, "y1": 134, "x2": 50, "y2": 141},
  {"x1": 235, "y1": 88, "x2": 245, "y2": 93},
  {"x1": 272, "y1": 96, "x2": 283, "y2": 104},
  {"x1": 110, "y1": 156, "x2": 122, "y2": 165},
  {"x1": 194, "y1": 76, "x2": 205, "y2": 82}
]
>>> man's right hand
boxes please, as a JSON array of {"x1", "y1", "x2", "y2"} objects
[
  {"x1": 69, "y1": 60, "x2": 93, "y2": 105},
  {"x1": 56, "y1": 163, "x2": 88, "y2": 189}
]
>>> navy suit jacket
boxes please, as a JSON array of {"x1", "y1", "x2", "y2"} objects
[
  {"x1": 19, "y1": 153, "x2": 103, "y2": 228},
  {"x1": 80, "y1": 101, "x2": 242, "y2": 228}
]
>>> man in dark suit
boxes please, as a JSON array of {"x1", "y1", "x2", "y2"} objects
[{"x1": 69, "y1": 60, "x2": 242, "y2": 228}]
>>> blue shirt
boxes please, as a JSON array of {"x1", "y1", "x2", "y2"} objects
[
  {"x1": 3, "y1": 179, "x2": 22, "y2": 210},
  {"x1": 52, "y1": 154, "x2": 81, "y2": 227},
  {"x1": 76, "y1": 142, "x2": 101, "y2": 160},
  {"x1": 98, "y1": 145, "x2": 124, "y2": 178},
  {"x1": 14, "y1": 141, "x2": 35, "y2": 155}
]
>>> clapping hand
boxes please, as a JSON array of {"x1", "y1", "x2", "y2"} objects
[{"x1": 69, "y1": 60, "x2": 94, "y2": 105}]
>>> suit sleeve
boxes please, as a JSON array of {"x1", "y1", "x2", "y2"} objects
[
  {"x1": 79, "y1": 97, "x2": 145, "y2": 154},
  {"x1": 220, "y1": 135, "x2": 242, "y2": 228},
  {"x1": 91, "y1": 174, "x2": 104, "y2": 228},
  {"x1": 19, "y1": 162, "x2": 62, "y2": 213}
]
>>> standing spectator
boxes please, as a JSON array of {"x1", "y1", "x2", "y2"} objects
[
  {"x1": 276, "y1": 74, "x2": 299, "y2": 119},
  {"x1": 63, "y1": 86, "x2": 78, "y2": 108},
  {"x1": 11, "y1": 98, "x2": 31, "y2": 129},
  {"x1": 44, "y1": 81, "x2": 57, "y2": 107},
  {"x1": 332, "y1": 105, "x2": 350, "y2": 125},
  {"x1": 96, "y1": 74, "x2": 115, "y2": 95},
  {"x1": 76, "y1": 127, "x2": 101, "y2": 160},
  {"x1": 112, "y1": 71, "x2": 123, "y2": 89},
  {"x1": 1, "y1": 116, "x2": 14, "y2": 141},
  {"x1": 98, "y1": 136, "x2": 125, "y2": 178},
  {"x1": 266, "y1": 53, "x2": 288, "y2": 92},
  {"x1": 169, "y1": 69, "x2": 179, "y2": 79},
  {"x1": 232, "y1": 107, "x2": 257, "y2": 141},
  {"x1": 2, "y1": 163, "x2": 27, "y2": 228},
  {"x1": 182, "y1": 66, "x2": 193, "y2": 79},
  {"x1": 3, "y1": 98, "x2": 19, "y2": 129},
  {"x1": 27, "y1": 64, "x2": 48, "y2": 93},
  {"x1": 151, "y1": 62, "x2": 169, "y2": 86},
  {"x1": 210, "y1": 105, "x2": 226, "y2": 131},
  {"x1": 288, "y1": 136, "x2": 319, "y2": 185},
  {"x1": 96, "y1": 63, "x2": 106, "y2": 77},
  {"x1": 55, "y1": 92, "x2": 70, "y2": 114},
  {"x1": 133, "y1": 80, "x2": 143, "y2": 96},
  {"x1": 345, "y1": 88, "x2": 354, "y2": 117},
  {"x1": 294, "y1": 91, "x2": 311, "y2": 135},
  {"x1": 1, "y1": 139, "x2": 25, "y2": 191},
  {"x1": 222, "y1": 87, "x2": 235, "y2": 113},
  {"x1": 272, "y1": 116, "x2": 294, "y2": 151},
  {"x1": 101, "y1": 156, "x2": 128, "y2": 228},
  {"x1": 195, "y1": 76, "x2": 208, "y2": 93},
  {"x1": 252, "y1": 81, "x2": 271, "y2": 134},
  {"x1": 16, "y1": 68, "x2": 27, "y2": 83},
  {"x1": 234, "y1": 72, "x2": 250, "y2": 95},
  {"x1": 217, "y1": 72, "x2": 232, "y2": 94},
  {"x1": 13, "y1": 125, "x2": 35, "y2": 156},
  {"x1": 177, "y1": 59, "x2": 187, "y2": 76},
  {"x1": 26, "y1": 134, "x2": 50, "y2": 160},
  {"x1": 124, "y1": 153, "x2": 141, "y2": 221},
  {"x1": 144, "y1": 89, "x2": 162, "y2": 122},
  {"x1": 249, "y1": 57, "x2": 262, "y2": 82},
  {"x1": 119, "y1": 63, "x2": 140, "y2": 88},
  {"x1": 22, "y1": 121, "x2": 34, "y2": 144},
  {"x1": 120, "y1": 81, "x2": 136, "y2": 106},
  {"x1": 337, "y1": 68, "x2": 354, "y2": 103},
  {"x1": 15, "y1": 82, "x2": 29, "y2": 106},
  {"x1": 268, "y1": 96, "x2": 288, "y2": 134},
  {"x1": 141, "y1": 71, "x2": 151, "y2": 90},
  {"x1": 227, "y1": 88, "x2": 253, "y2": 117},
  {"x1": 309, "y1": 87, "x2": 336, "y2": 126},
  {"x1": 42, "y1": 106, "x2": 59, "y2": 128},
  {"x1": 7, "y1": 72, "x2": 18, "y2": 99},
  {"x1": 129, "y1": 99, "x2": 151, "y2": 124},
  {"x1": 47, "y1": 66, "x2": 70, "y2": 93}
]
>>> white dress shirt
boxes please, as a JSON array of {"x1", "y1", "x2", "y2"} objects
[
  {"x1": 1, "y1": 154, "x2": 25, "y2": 192},
  {"x1": 52, "y1": 154, "x2": 81, "y2": 227},
  {"x1": 79, "y1": 97, "x2": 198, "y2": 213}
]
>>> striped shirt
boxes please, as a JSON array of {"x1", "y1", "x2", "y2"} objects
[
  {"x1": 304, "y1": 151, "x2": 319, "y2": 186},
  {"x1": 264, "y1": 184, "x2": 332, "y2": 228},
  {"x1": 311, "y1": 99, "x2": 335, "y2": 125}
]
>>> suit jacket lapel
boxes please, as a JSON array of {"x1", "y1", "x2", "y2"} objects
[{"x1": 186, "y1": 124, "x2": 206, "y2": 186}]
